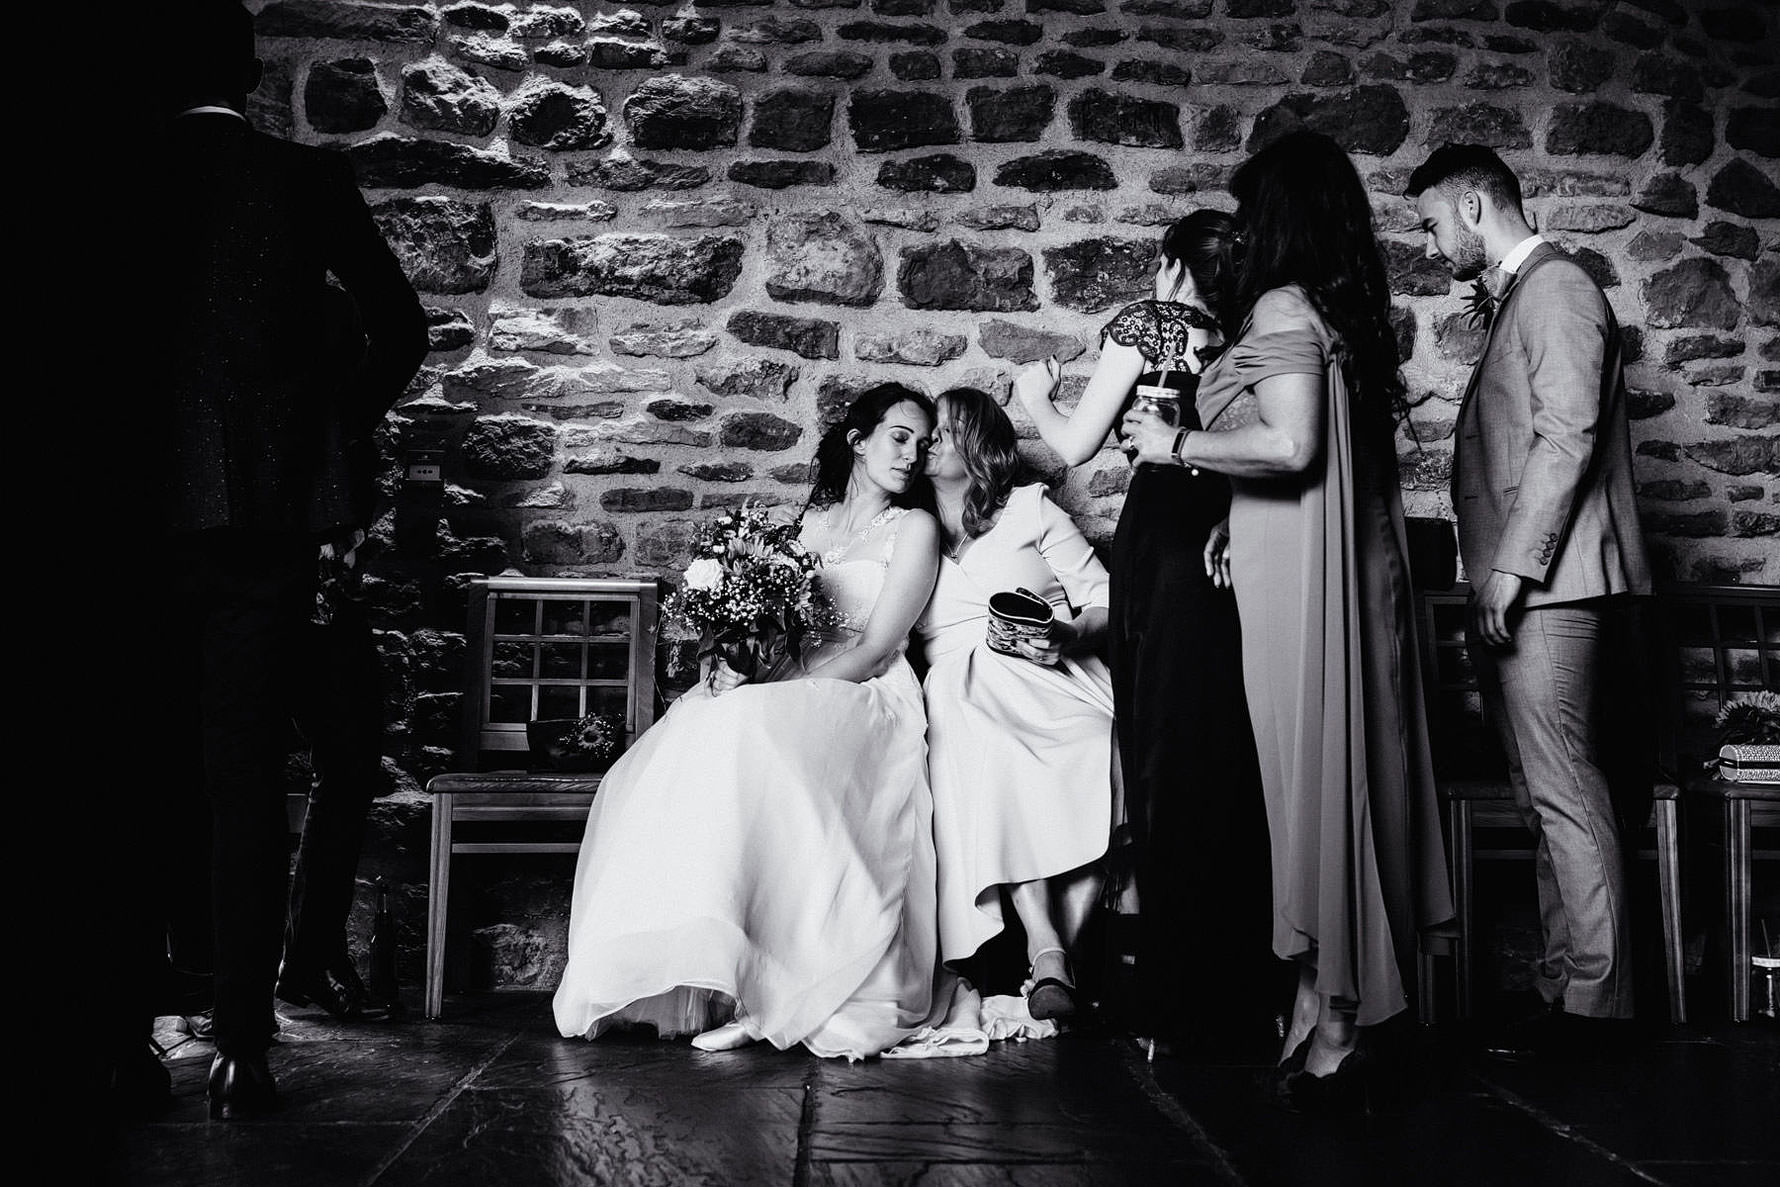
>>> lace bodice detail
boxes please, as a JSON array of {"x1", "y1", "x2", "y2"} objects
[
  {"x1": 790, "y1": 506, "x2": 912, "y2": 668},
  {"x1": 1102, "y1": 300, "x2": 1223, "y2": 374}
]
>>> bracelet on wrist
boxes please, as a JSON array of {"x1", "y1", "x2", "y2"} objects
[{"x1": 1171, "y1": 429, "x2": 1201, "y2": 476}]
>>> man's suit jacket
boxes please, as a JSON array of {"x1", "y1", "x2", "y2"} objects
[
  {"x1": 1451, "y1": 242, "x2": 1651, "y2": 608},
  {"x1": 152, "y1": 113, "x2": 426, "y2": 538}
]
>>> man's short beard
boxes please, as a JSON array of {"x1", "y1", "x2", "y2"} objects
[{"x1": 1446, "y1": 223, "x2": 1489, "y2": 281}]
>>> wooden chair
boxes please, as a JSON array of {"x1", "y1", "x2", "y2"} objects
[
  {"x1": 1654, "y1": 584, "x2": 1780, "y2": 1023},
  {"x1": 423, "y1": 577, "x2": 659, "y2": 1020},
  {"x1": 1416, "y1": 585, "x2": 1686, "y2": 1024}
]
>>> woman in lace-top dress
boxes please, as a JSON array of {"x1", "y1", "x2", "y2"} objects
[
  {"x1": 1015, "y1": 212, "x2": 1282, "y2": 1055},
  {"x1": 553, "y1": 384, "x2": 950, "y2": 1062}
]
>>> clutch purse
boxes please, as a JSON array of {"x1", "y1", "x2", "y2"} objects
[
  {"x1": 1718, "y1": 744, "x2": 1780, "y2": 784},
  {"x1": 986, "y1": 587, "x2": 1053, "y2": 658}
]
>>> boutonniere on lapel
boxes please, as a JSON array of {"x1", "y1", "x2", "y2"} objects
[
  {"x1": 1463, "y1": 277, "x2": 1496, "y2": 330},
  {"x1": 1464, "y1": 266, "x2": 1511, "y2": 331}
]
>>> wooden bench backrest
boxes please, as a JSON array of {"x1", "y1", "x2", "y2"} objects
[{"x1": 456, "y1": 577, "x2": 661, "y2": 772}]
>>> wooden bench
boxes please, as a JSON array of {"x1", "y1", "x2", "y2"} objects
[
  {"x1": 422, "y1": 577, "x2": 660, "y2": 1020},
  {"x1": 1409, "y1": 583, "x2": 1772, "y2": 1025}
]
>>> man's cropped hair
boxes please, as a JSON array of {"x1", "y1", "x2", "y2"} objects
[{"x1": 1405, "y1": 143, "x2": 1523, "y2": 215}]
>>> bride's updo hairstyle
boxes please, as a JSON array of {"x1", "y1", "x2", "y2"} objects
[
  {"x1": 807, "y1": 382, "x2": 937, "y2": 511},
  {"x1": 1160, "y1": 210, "x2": 1244, "y2": 343},
  {"x1": 936, "y1": 388, "x2": 1019, "y2": 539}
]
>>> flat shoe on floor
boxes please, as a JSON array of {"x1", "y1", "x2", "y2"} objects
[{"x1": 1028, "y1": 977, "x2": 1077, "y2": 1022}]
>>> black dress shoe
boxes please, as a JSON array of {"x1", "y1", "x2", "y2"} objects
[
  {"x1": 1484, "y1": 1011, "x2": 1631, "y2": 1062},
  {"x1": 206, "y1": 1051, "x2": 277, "y2": 1121},
  {"x1": 276, "y1": 963, "x2": 386, "y2": 1022}
]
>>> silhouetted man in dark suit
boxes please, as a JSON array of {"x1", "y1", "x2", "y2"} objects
[
  {"x1": 277, "y1": 286, "x2": 396, "y2": 1025},
  {"x1": 145, "y1": 1, "x2": 425, "y2": 1120}
]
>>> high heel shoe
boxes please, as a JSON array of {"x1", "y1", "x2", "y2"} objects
[
  {"x1": 1027, "y1": 947, "x2": 1077, "y2": 1022},
  {"x1": 1279, "y1": 1047, "x2": 1371, "y2": 1116},
  {"x1": 1267, "y1": 1028, "x2": 1316, "y2": 1095}
]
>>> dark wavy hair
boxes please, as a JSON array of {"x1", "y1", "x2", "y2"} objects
[
  {"x1": 1160, "y1": 209, "x2": 1243, "y2": 343},
  {"x1": 1230, "y1": 130, "x2": 1408, "y2": 422},
  {"x1": 807, "y1": 383, "x2": 936, "y2": 511},
  {"x1": 937, "y1": 388, "x2": 1020, "y2": 538}
]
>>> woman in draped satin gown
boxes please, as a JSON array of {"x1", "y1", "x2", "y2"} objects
[
  {"x1": 1121, "y1": 132, "x2": 1453, "y2": 1107},
  {"x1": 552, "y1": 384, "x2": 949, "y2": 1061}
]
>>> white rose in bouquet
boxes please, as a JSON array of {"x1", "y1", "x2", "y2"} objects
[{"x1": 683, "y1": 557, "x2": 724, "y2": 591}]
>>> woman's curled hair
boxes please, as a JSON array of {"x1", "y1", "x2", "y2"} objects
[{"x1": 937, "y1": 387, "x2": 1020, "y2": 539}]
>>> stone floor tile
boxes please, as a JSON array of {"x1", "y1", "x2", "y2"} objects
[
  {"x1": 103, "y1": 1123, "x2": 411, "y2": 1187},
  {"x1": 375, "y1": 1084, "x2": 804, "y2": 1187}
]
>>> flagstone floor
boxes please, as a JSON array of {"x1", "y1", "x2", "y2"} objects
[{"x1": 102, "y1": 990, "x2": 1778, "y2": 1187}]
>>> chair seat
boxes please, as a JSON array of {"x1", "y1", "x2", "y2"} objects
[{"x1": 428, "y1": 771, "x2": 605, "y2": 797}]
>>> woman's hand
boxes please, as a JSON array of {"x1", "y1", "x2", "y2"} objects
[
  {"x1": 1014, "y1": 620, "x2": 1067, "y2": 667},
  {"x1": 1013, "y1": 357, "x2": 1063, "y2": 417},
  {"x1": 1203, "y1": 518, "x2": 1232, "y2": 590},
  {"x1": 702, "y1": 657, "x2": 748, "y2": 696},
  {"x1": 1118, "y1": 406, "x2": 1177, "y2": 468}
]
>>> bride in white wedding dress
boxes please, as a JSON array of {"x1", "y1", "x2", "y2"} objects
[{"x1": 552, "y1": 384, "x2": 948, "y2": 1061}]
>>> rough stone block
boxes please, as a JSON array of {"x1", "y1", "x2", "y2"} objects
[
  {"x1": 1068, "y1": 90, "x2": 1183, "y2": 148},
  {"x1": 878, "y1": 153, "x2": 977, "y2": 192},
  {"x1": 749, "y1": 88, "x2": 836, "y2": 152},
  {"x1": 967, "y1": 85, "x2": 1056, "y2": 142},
  {"x1": 508, "y1": 79, "x2": 613, "y2": 151},
  {"x1": 625, "y1": 76, "x2": 743, "y2": 149},
  {"x1": 1641, "y1": 257, "x2": 1742, "y2": 331},
  {"x1": 854, "y1": 329, "x2": 969, "y2": 365},
  {"x1": 728, "y1": 310, "x2": 842, "y2": 359},
  {"x1": 1043, "y1": 237, "x2": 1153, "y2": 313},
  {"x1": 764, "y1": 212, "x2": 884, "y2": 307},
  {"x1": 520, "y1": 234, "x2": 745, "y2": 304},
  {"x1": 611, "y1": 320, "x2": 719, "y2": 358},
  {"x1": 720, "y1": 412, "x2": 806, "y2": 451},
  {"x1": 462, "y1": 415, "x2": 557, "y2": 480},
  {"x1": 898, "y1": 241, "x2": 1038, "y2": 311},
  {"x1": 349, "y1": 135, "x2": 549, "y2": 189},
  {"x1": 848, "y1": 89, "x2": 963, "y2": 151},
  {"x1": 1250, "y1": 86, "x2": 1410, "y2": 155},
  {"x1": 994, "y1": 151, "x2": 1118, "y2": 191}
]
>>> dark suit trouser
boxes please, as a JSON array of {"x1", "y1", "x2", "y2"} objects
[
  {"x1": 283, "y1": 600, "x2": 383, "y2": 978},
  {"x1": 165, "y1": 532, "x2": 315, "y2": 1057},
  {"x1": 1471, "y1": 600, "x2": 1634, "y2": 1019}
]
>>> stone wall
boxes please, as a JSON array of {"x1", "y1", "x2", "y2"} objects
[{"x1": 232, "y1": 0, "x2": 1777, "y2": 990}]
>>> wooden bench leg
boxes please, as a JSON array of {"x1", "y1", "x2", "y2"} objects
[
  {"x1": 1655, "y1": 799, "x2": 1685, "y2": 1026},
  {"x1": 1451, "y1": 799, "x2": 1475, "y2": 1021},
  {"x1": 1727, "y1": 799, "x2": 1752, "y2": 1024},
  {"x1": 426, "y1": 793, "x2": 453, "y2": 1022}
]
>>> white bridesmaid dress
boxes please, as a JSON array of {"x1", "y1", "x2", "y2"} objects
[
  {"x1": 916, "y1": 484, "x2": 1117, "y2": 967},
  {"x1": 552, "y1": 508, "x2": 947, "y2": 1060}
]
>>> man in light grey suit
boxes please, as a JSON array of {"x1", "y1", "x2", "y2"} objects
[{"x1": 1407, "y1": 145, "x2": 1651, "y2": 1057}]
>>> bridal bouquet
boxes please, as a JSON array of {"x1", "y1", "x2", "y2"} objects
[{"x1": 662, "y1": 501, "x2": 835, "y2": 683}]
